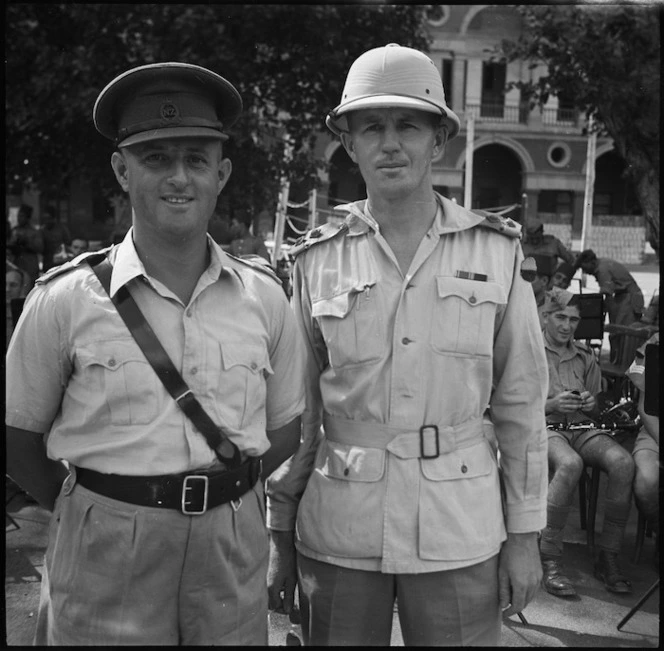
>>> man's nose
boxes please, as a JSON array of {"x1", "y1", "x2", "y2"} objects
[
  {"x1": 381, "y1": 126, "x2": 401, "y2": 151},
  {"x1": 167, "y1": 159, "x2": 189, "y2": 185}
]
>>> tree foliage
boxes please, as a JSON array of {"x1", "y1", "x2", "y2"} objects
[
  {"x1": 6, "y1": 4, "x2": 429, "y2": 222},
  {"x1": 500, "y1": 4, "x2": 660, "y2": 253}
]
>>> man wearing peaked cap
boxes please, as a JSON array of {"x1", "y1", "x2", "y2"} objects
[
  {"x1": 266, "y1": 43, "x2": 548, "y2": 646},
  {"x1": 6, "y1": 62, "x2": 307, "y2": 645}
]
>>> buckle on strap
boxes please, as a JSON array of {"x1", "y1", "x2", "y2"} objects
[
  {"x1": 419, "y1": 425, "x2": 440, "y2": 459},
  {"x1": 182, "y1": 475, "x2": 208, "y2": 515}
]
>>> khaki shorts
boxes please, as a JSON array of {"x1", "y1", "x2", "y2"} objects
[
  {"x1": 632, "y1": 427, "x2": 659, "y2": 456},
  {"x1": 546, "y1": 425, "x2": 612, "y2": 452},
  {"x1": 35, "y1": 469, "x2": 269, "y2": 645}
]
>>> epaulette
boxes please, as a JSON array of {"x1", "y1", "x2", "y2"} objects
[
  {"x1": 473, "y1": 210, "x2": 522, "y2": 239},
  {"x1": 290, "y1": 222, "x2": 350, "y2": 258},
  {"x1": 227, "y1": 253, "x2": 281, "y2": 285},
  {"x1": 35, "y1": 248, "x2": 111, "y2": 285}
]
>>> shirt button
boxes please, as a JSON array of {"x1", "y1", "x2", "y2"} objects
[
  {"x1": 469, "y1": 296, "x2": 477, "y2": 304},
  {"x1": 108, "y1": 358, "x2": 116, "y2": 367},
  {"x1": 186, "y1": 309, "x2": 193, "y2": 317},
  {"x1": 344, "y1": 468, "x2": 350, "y2": 476},
  {"x1": 461, "y1": 464, "x2": 468, "y2": 473},
  {"x1": 402, "y1": 337, "x2": 412, "y2": 345},
  {"x1": 250, "y1": 362, "x2": 258, "y2": 370},
  {"x1": 191, "y1": 367, "x2": 198, "y2": 375}
]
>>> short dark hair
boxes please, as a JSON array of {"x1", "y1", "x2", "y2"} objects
[{"x1": 575, "y1": 249, "x2": 597, "y2": 268}]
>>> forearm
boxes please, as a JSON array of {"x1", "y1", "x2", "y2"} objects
[
  {"x1": 266, "y1": 414, "x2": 322, "y2": 530},
  {"x1": 261, "y1": 417, "x2": 301, "y2": 479},
  {"x1": 6, "y1": 426, "x2": 69, "y2": 511}
]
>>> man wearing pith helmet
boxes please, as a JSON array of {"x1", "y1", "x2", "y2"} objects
[
  {"x1": 266, "y1": 44, "x2": 548, "y2": 646},
  {"x1": 6, "y1": 62, "x2": 306, "y2": 645}
]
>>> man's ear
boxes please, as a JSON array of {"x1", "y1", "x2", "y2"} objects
[
  {"x1": 217, "y1": 158, "x2": 232, "y2": 195},
  {"x1": 110, "y1": 151, "x2": 130, "y2": 192},
  {"x1": 433, "y1": 125, "x2": 448, "y2": 156},
  {"x1": 340, "y1": 133, "x2": 357, "y2": 163}
]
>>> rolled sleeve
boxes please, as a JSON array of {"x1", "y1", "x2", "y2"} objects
[
  {"x1": 6, "y1": 285, "x2": 69, "y2": 434},
  {"x1": 264, "y1": 290, "x2": 307, "y2": 431},
  {"x1": 491, "y1": 245, "x2": 548, "y2": 533}
]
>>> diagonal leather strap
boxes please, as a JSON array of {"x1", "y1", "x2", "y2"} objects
[{"x1": 89, "y1": 256, "x2": 242, "y2": 468}]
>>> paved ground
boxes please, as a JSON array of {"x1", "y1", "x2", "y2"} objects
[{"x1": 5, "y1": 264, "x2": 659, "y2": 646}]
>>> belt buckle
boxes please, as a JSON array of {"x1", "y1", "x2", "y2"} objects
[
  {"x1": 182, "y1": 475, "x2": 208, "y2": 515},
  {"x1": 419, "y1": 425, "x2": 440, "y2": 459}
]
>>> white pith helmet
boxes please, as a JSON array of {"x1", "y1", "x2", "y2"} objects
[{"x1": 326, "y1": 43, "x2": 460, "y2": 139}]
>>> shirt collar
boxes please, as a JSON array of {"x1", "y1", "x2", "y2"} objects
[
  {"x1": 543, "y1": 330, "x2": 583, "y2": 361},
  {"x1": 332, "y1": 191, "x2": 485, "y2": 238},
  {"x1": 109, "y1": 227, "x2": 227, "y2": 298}
]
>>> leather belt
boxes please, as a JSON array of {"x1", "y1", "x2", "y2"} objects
[
  {"x1": 323, "y1": 413, "x2": 485, "y2": 458},
  {"x1": 75, "y1": 458, "x2": 262, "y2": 515}
]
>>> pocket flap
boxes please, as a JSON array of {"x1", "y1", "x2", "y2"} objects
[
  {"x1": 312, "y1": 292, "x2": 354, "y2": 319},
  {"x1": 322, "y1": 440, "x2": 386, "y2": 482},
  {"x1": 436, "y1": 276, "x2": 506, "y2": 306},
  {"x1": 420, "y1": 441, "x2": 494, "y2": 481},
  {"x1": 76, "y1": 339, "x2": 145, "y2": 370},
  {"x1": 220, "y1": 343, "x2": 273, "y2": 374}
]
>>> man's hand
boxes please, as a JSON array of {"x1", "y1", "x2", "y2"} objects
[
  {"x1": 267, "y1": 529, "x2": 297, "y2": 615},
  {"x1": 498, "y1": 532, "x2": 541, "y2": 617},
  {"x1": 579, "y1": 390, "x2": 596, "y2": 413},
  {"x1": 552, "y1": 390, "x2": 583, "y2": 414}
]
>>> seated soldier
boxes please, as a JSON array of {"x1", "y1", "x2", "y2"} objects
[
  {"x1": 540, "y1": 288, "x2": 635, "y2": 597},
  {"x1": 626, "y1": 332, "x2": 659, "y2": 563},
  {"x1": 550, "y1": 261, "x2": 576, "y2": 290}
]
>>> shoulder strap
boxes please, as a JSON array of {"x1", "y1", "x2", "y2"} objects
[
  {"x1": 290, "y1": 222, "x2": 349, "y2": 258},
  {"x1": 89, "y1": 257, "x2": 242, "y2": 468}
]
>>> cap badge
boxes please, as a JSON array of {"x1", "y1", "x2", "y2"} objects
[{"x1": 160, "y1": 101, "x2": 181, "y2": 123}]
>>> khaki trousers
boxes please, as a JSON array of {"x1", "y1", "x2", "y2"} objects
[
  {"x1": 297, "y1": 553, "x2": 501, "y2": 646},
  {"x1": 35, "y1": 471, "x2": 269, "y2": 645}
]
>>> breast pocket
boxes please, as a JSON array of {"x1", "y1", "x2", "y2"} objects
[
  {"x1": 76, "y1": 340, "x2": 160, "y2": 426},
  {"x1": 217, "y1": 343, "x2": 273, "y2": 429},
  {"x1": 431, "y1": 276, "x2": 506, "y2": 356},
  {"x1": 312, "y1": 285, "x2": 384, "y2": 368}
]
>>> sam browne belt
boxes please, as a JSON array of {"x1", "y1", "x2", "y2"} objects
[{"x1": 75, "y1": 457, "x2": 262, "y2": 515}]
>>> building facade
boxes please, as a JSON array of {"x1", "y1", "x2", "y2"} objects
[{"x1": 314, "y1": 4, "x2": 647, "y2": 264}]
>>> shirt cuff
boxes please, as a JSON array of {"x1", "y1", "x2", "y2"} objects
[
  {"x1": 266, "y1": 500, "x2": 297, "y2": 531},
  {"x1": 505, "y1": 499, "x2": 547, "y2": 533}
]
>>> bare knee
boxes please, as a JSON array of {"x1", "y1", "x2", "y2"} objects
[
  {"x1": 634, "y1": 459, "x2": 659, "y2": 504},
  {"x1": 551, "y1": 454, "x2": 584, "y2": 488},
  {"x1": 606, "y1": 449, "x2": 635, "y2": 484}
]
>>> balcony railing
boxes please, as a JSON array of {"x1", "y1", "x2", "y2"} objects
[
  {"x1": 542, "y1": 107, "x2": 578, "y2": 126},
  {"x1": 465, "y1": 102, "x2": 529, "y2": 124}
]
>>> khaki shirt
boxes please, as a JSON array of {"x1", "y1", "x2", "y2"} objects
[
  {"x1": 267, "y1": 194, "x2": 548, "y2": 573},
  {"x1": 543, "y1": 334, "x2": 601, "y2": 425},
  {"x1": 594, "y1": 258, "x2": 644, "y2": 313},
  {"x1": 522, "y1": 234, "x2": 575, "y2": 266},
  {"x1": 6, "y1": 229, "x2": 306, "y2": 475}
]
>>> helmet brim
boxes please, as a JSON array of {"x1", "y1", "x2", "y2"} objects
[{"x1": 326, "y1": 95, "x2": 460, "y2": 139}]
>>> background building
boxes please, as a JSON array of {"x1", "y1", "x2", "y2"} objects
[{"x1": 311, "y1": 4, "x2": 648, "y2": 264}]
